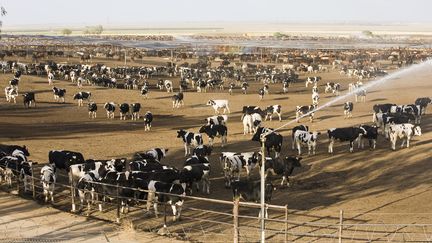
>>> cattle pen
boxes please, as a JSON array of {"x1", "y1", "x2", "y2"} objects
[{"x1": 1, "y1": 165, "x2": 432, "y2": 242}]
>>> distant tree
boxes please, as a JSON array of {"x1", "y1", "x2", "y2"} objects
[
  {"x1": 362, "y1": 30, "x2": 374, "y2": 38},
  {"x1": 83, "y1": 25, "x2": 104, "y2": 35},
  {"x1": 61, "y1": 28, "x2": 72, "y2": 36},
  {"x1": 273, "y1": 32, "x2": 286, "y2": 38},
  {"x1": 0, "y1": 6, "x2": 7, "y2": 39}
]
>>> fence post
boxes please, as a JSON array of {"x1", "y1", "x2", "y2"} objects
[
  {"x1": 338, "y1": 210, "x2": 344, "y2": 243},
  {"x1": 285, "y1": 204, "x2": 288, "y2": 243},
  {"x1": 116, "y1": 183, "x2": 120, "y2": 224},
  {"x1": 31, "y1": 165, "x2": 35, "y2": 199},
  {"x1": 233, "y1": 197, "x2": 239, "y2": 243},
  {"x1": 70, "y1": 171, "x2": 76, "y2": 212}
]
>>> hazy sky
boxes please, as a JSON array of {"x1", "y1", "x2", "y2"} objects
[{"x1": 1, "y1": 0, "x2": 430, "y2": 27}]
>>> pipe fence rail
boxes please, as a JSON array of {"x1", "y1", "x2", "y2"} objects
[{"x1": 1, "y1": 165, "x2": 432, "y2": 242}]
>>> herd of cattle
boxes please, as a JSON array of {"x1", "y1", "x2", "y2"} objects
[{"x1": 1, "y1": 55, "x2": 431, "y2": 221}]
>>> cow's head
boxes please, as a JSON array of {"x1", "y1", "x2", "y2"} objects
[
  {"x1": 177, "y1": 130, "x2": 186, "y2": 138},
  {"x1": 251, "y1": 127, "x2": 264, "y2": 141},
  {"x1": 198, "y1": 125, "x2": 208, "y2": 134},
  {"x1": 21, "y1": 145, "x2": 30, "y2": 156},
  {"x1": 206, "y1": 100, "x2": 215, "y2": 106}
]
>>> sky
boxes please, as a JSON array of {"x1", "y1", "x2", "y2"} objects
[{"x1": 1, "y1": 0, "x2": 431, "y2": 28}]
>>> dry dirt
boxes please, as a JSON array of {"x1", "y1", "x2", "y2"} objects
[{"x1": 0, "y1": 58, "x2": 431, "y2": 242}]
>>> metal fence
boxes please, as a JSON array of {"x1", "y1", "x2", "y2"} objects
[{"x1": 1, "y1": 165, "x2": 432, "y2": 242}]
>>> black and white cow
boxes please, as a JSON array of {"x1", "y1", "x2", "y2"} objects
[
  {"x1": 177, "y1": 129, "x2": 204, "y2": 156},
  {"x1": 146, "y1": 180, "x2": 186, "y2": 221},
  {"x1": 415, "y1": 97, "x2": 431, "y2": 115},
  {"x1": 327, "y1": 127, "x2": 367, "y2": 153},
  {"x1": 183, "y1": 155, "x2": 210, "y2": 166},
  {"x1": 198, "y1": 124, "x2": 228, "y2": 147},
  {"x1": 282, "y1": 80, "x2": 289, "y2": 93},
  {"x1": 312, "y1": 91, "x2": 320, "y2": 105},
  {"x1": 131, "y1": 103, "x2": 141, "y2": 120},
  {"x1": 242, "y1": 113, "x2": 262, "y2": 135},
  {"x1": 192, "y1": 145, "x2": 212, "y2": 158},
  {"x1": 252, "y1": 127, "x2": 283, "y2": 158},
  {"x1": 40, "y1": 164, "x2": 56, "y2": 203},
  {"x1": 133, "y1": 148, "x2": 168, "y2": 162},
  {"x1": 205, "y1": 115, "x2": 228, "y2": 125},
  {"x1": 241, "y1": 82, "x2": 249, "y2": 94},
  {"x1": 305, "y1": 76, "x2": 321, "y2": 87},
  {"x1": 358, "y1": 125, "x2": 378, "y2": 150},
  {"x1": 228, "y1": 82, "x2": 235, "y2": 95},
  {"x1": 390, "y1": 104, "x2": 422, "y2": 124},
  {"x1": 258, "y1": 88, "x2": 265, "y2": 100},
  {"x1": 343, "y1": 102, "x2": 354, "y2": 118},
  {"x1": 5, "y1": 86, "x2": 18, "y2": 103},
  {"x1": 119, "y1": 103, "x2": 130, "y2": 120},
  {"x1": 355, "y1": 88, "x2": 366, "y2": 102},
  {"x1": 172, "y1": 92, "x2": 184, "y2": 108},
  {"x1": 372, "y1": 103, "x2": 396, "y2": 122},
  {"x1": 157, "y1": 79, "x2": 174, "y2": 92},
  {"x1": 264, "y1": 105, "x2": 282, "y2": 121},
  {"x1": 104, "y1": 102, "x2": 116, "y2": 119},
  {"x1": 221, "y1": 152, "x2": 260, "y2": 187},
  {"x1": 0, "y1": 151, "x2": 32, "y2": 190},
  {"x1": 293, "y1": 130, "x2": 321, "y2": 155},
  {"x1": 0, "y1": 145, "x2": 30, "y2": 157},
  {"x1": 143, "y1": 111, "x2": 153, "y2": 131},
  {"x1": 48, "y1": 150, "x2": 85, "y2": 171},
  {"x1": 73, "y1": 91, "x2": 91, "y2": 107},
  {"x1": 206, "y1": 99, "x2": 230, "y2": 114},
  {"x1": 291, "y1": 125, "x2": 309, "y2": 150},
  {"x1": 141, "y1": 85, "x2": 149, "y2": 98},
  {"x1": 296, "y1": 105, "x2": 316, "y2": 122},
  {"x1": 88, "y1": 102, "x2": 97, "y2": 119},
  {"x1": 379, "y1": 113, "x2": 415, "y2": 137},
  {"x1": 179, "y1": 163, "x2": 211, "y2": 195},
  {"x1": 97, "y1": 171, "x2": 134, "y2": 214},
  {"x1": 324, "y1": 82, "x2": 341, "y2": 95},
  {"x1": 241, "y1": 106, "x2": 265, "y2": 120},
  {"x1": 23, "y1": 92, "x2": 36, "y2": 108},
  {"x1": 52, "y1": 87, "x2": 66, "y2": 103},
  {"x1": 388, "y1": 124, "x2": 422, "y2": 151},
  {"x1": 9, "y1": 78, "x2": 19, "y2": 92},
  {"x1": 262, "y1": 156, "x2": 302, "y2": 186}
]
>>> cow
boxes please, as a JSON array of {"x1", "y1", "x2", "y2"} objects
[
  {"x1": 88, "y1": 102, "x2": 97, "y2": 119},
  {"x1": 157, "y1": 79, "x2": 173, "y2": 92},
  {"x1": 415, "y1": 97, "x2": 431, "y2": 115},
  {"x1": 258, "y1": 88, "x2": 265, "y2": 100},
  {"x1": 40, "y1": 164, "x2": 56, "y2": 203},
  {"x1": 262, "y1": 156, "x2": 302, "y2": 186},
  {"x1": 355, "y1": 88, "x2": 366, "y2": 102},
  {"x1": 141, "y1": 85, "x2": 149, "y2": 98},
  {"x1": 104, "y1": 102, "x2": 116, "y2": 119},
  {"x1": 139, "y1": 111, "x2": 152, "y2": 131},
  {"x1": 312, "y1": 91, "x2": 319, "y2": 105},
  {"x1": 324, "y1": 82, "x2": 341, "y2": 95},
  {"x1": 172, "y1": 92, "x2": 184, "y2": 108},
  {"x1": 198, "y1": 124, "x2": 228, "y2": 147},
  {"x1": 179, "y1": 163, "x2": 211, "y2": 195},
  {"x1": 305, "y1": 76, "x2": 321, "y2": 87},
  {"x1": 294, "y1": 130, "x2": 321, "y2": 155},
  {"x1": 241, "y1": 82, "x2": 249, "y2": 94},
  {"x1": 5, "y1": 86, "x2": 18, "y2": 103},
  {"x1": 97, "y1": 171, "x2": 134, "y2": 214},
  {"x1": 358, "y1": 125, "x2": 378, "y2": 150},
  {"x1": 48, "y1": 150, "x2": 85, "y2": 172},
  {"x1": 252, "y1": 127, "x2": 283, "y2": 158},
  {"x1": 133, "y1": 148, "x2": 168, "y2": 162},
  {"x1": 231, "y1": 180, "x2": 274, "y2": 218},
  {"x1": 192, "y1": 145, "x2": 212, "y2": 158},
  {"x1": 291, "y1": 125, "x2": 309, "y2": 150},
  {"x1": 146, "y1": 180, "x2": 186, "y2": 221},
  {"x1": 52, "y1": 87, "x2": 66, "y2": 103},
  {"x1": 264, "y1": 105, "x2": 282, "y2": 121},
  {"x1": 205, "y1": 115, "x2": 228, "y2": 125},
  {"x1": 390, "y1": 104, "x2": 422, "y2": 124},
  {"x1": 327, "y1": 127, "x2": 367, "y2": 153},
  {"x1": 183, "y1": 155, "x2": 210, "y2": 166},
  {"x1": 343, "y1": 102, "x2": 354, "y2": 118},
  {"x1": 221, "y1": 152, "x2": 260, "y2": 187},
  {"x1": 130, "y1": 103, "x2": 141, "y2": 120},
  {"x1": 228, "y1": 82, "x2": 235, "y2": 95},
  {"x1": 206, "y1": 99, "x2": 230, "y2": 114},
  {"x1": 9, "y1": 78, "x2": 19, "y2": 92},
  {"x1": 282, "y1": 80, "x2": 289, "y2": 93},
  {"x1": 241, "y1": 106, "x2": 265, "y2": 120},
  {"x1": 23, "y1": 92, "x2": 36, "y2": 108},
  {"x1": 296, "y1": 105, "x2": 316, "y2": 123},
  {"x1": 177, "y1": 129, "x2": 204, "y2": 156},
  {"x1": 119, "y1": 103, "x2": 130, "y2": 120},
  {"x1": 0, "y1": 151, "x2": 32, "y2": 190},
  {"x1": 372, "y1": 103, "x2": 396, "y2": 122},
  {"x1": 379, "y1": 113, "x2": 415, "y2": 137},
  {"x1": 388, "y1": 124, "x2": 422, "y2": 151},
  {"x1": 73, "y1": 91, "x2": 91, "y2": 107},
  {"x1": 0, "y1": 145, "x2": 30, "y2": 156}
]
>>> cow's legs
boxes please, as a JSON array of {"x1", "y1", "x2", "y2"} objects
[{"x1": 349, "y1": 141, "x2": 354, "y2": 152}]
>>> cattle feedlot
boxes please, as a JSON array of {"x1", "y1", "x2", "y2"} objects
[{"x1": 1, "y1": 3, "x2": 432, "y2": 243}]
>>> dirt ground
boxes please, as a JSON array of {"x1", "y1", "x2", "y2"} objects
[{"x1": 0, "y1": 57, "x2": 431, "y2": 242}]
